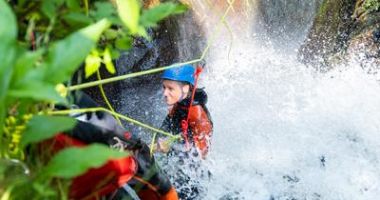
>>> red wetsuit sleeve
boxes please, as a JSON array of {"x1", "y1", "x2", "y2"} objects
[{"x1": 188, "y1": 105, "x2": 213, "y2": 158}]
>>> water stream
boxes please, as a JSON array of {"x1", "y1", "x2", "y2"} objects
[
  {"x1": 199, "y1": 1, "x2": 380, "y2": 199},
  {"x1": 118, "y1": 1, "x2": 380, "y2": 199}
]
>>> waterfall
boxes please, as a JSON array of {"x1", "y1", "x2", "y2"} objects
[
  {"x1": 183, "y1": 0, "x2": 380, "y2": 199},
  {"x1": 117, "y1": 1, "x2": 380, "y2": 199}
]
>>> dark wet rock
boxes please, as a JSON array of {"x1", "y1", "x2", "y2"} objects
[
  {"x1": 113, "y1": 11, "x2": 205, "y2": 134},
  {"x1": 299, "y1": 0, "x2": 380, "y2": 71},
  {"x1": 81, "y1": 10, "x2": 206, "y2": 134},
  {"x1": 345, "y1": 0, "x2": 380, "y2": 74},
  {"x1": 298, "y1": 0, "x2": 356, "y2": 71}
]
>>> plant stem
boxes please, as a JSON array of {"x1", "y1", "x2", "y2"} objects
[{"x1": 67, "y1": 59, "x2": 202, "y2": 91}]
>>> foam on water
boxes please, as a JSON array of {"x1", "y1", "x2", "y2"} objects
[
  {"x1": 131, "y1": 1, "x2": 380, "y2": 199},
  {"x1": 200, "y1": 19, "x2": 380, "y2": 199}
]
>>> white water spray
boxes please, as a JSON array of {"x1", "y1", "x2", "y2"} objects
[{"x1": 183, "y1": 1, "x2": 380, "y2": 200}]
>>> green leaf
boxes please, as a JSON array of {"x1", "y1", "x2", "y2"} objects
[
  {"x1": 137, "y1": 26, "x2": 148, "y2": 39},
  {"x1": 41, "y1": 1, "x2": 55, "y2": 19},
  {"x1": 13, "y1": 66, "x2": 46, "y2": 88},
  {"x1": 140, "y1": 3, "x2": 187, "y2": 28},
  {"x1": 44, "y1": 19, "x2": 111, "y2": 84},
  {"x1": 110, "y1": 48, "x2": 121, "y2": 59},
  {"x1": 32, "y1": 182, "x2": 56, "y2": 198},
  {"x1": 91, "y1": 2, "x2": 116, "y2": 21},
  {"x1": 116, "y1": 0, "x2": 140, "y2": 34},
  {"x1": 104, "y1": 29, "x2": 119, "y2": 40},
  {"x1": 85, "y1": 50, "x2": 102, "y2": 78},
  {"x1": 41, "y1": 0, "x2": 64, "y2": 19},
  {"x1": 0, "y1": 0, "x2": 17, "y2": 132},
  {"x1": 42, "y1": 144, "x2": 129, "y2": 178},
  {"x1": 103, "y1": 48, "x2": 116, "y2": 74},
  {"x1": 65, "y1": 0, "x2": 81, "y2": 10},
  {"x1": 79, "y1": 18, "x2": 111, "y2": 41},
  {"x1": 115, "y1": 36, "x2": 132, "y2": 50},
  {"x1": 21, "y1": 115, "x2": 76, "y2": 147},
  {"x1": 0, "y1": 0, "x2": 17, "y2": 40},
  {"x1": 63, "y1": 12, "x2": 93, "y2": 26},
  {"x1": 12, "y1": 49, "x2": 44, "y2": 86},
  {"x1": 8, "y1": 81, "x2": 66, "y2": 103}
]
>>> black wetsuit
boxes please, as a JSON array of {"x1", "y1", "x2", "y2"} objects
[
  {"x1": 62, "y1": 92, "x2": 174, "y2": 199},
  {"x1": 160, "y1": 88, "x2": 213, "y2": 200}
]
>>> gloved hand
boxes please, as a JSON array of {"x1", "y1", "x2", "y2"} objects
[{"x1": 156, "y1": 138, "x2": 170, "y2": 153}]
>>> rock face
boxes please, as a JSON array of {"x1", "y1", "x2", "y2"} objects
[
  {"x1": 299, "y1": 0, "x2": 380, "y2": 71},
  {"x1": 298, "y1": 0, "x2": 356, "y2": 70},
  {"x1": 83, "y1": 9, "x2": 206, "y2": 133},
  {"x1": 346, "y1": 0, "x2": 380, "y2": 69},
  {"x1": 71, "y1": 0, "x2": 205, "y2": 104}
]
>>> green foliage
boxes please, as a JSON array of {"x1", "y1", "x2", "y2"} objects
[
  {"x1": 364, "y1": 0, "x2": 380, "y2": 13},
  {"x1": 103, "y1": 48, "x2": 116, "y2": 74},
  {"x1": 42, "y1": 144, "x2": 129, "y2": 178},
  {"x1": 84, "y1": 48, "x2": 116, "y2": 78},
  {"x1": 117, "y1": 0, "x2": 141, "y2": 34},
  {"x1": 140, "y1": 2, "x2": 187, "y2": 28},
  {"x1": 43, "y1": 19, "x2": 111, "y2": 83},
  {"x1": 0, "y1": 0, "x2": 17, "y2": 142},
  {"x1": 0, "y1": 0, "x2": 186, "y2": 198},
  {"x1": 7, "y1": 81, "x2": 66, "y2": 103},
  {"x1": 21, "y1": 115, "x2": 76, "y2": 147},
  {"x1": 85, "y1": 49, "x2": 103, "y2": 78}
]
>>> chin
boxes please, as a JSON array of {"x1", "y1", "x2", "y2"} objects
[
  {"x1": 165, "y1": 100, "x2": 176, "y2": 106},
  {"x1": 165, "y1": 100, "x2": 171, "y2": 105}
]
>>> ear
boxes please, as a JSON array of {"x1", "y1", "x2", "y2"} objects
[{"x1": 181, "y1": 84, "x2": 190, "y2": 94}]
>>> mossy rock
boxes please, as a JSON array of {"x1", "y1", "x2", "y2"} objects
[{"x1": 298, "y1": 0, "x2": 356, "y2": 70}]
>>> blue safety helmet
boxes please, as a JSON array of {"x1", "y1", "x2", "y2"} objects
[{"x1": 161, "y1": 64, "x2": 195, "y2": 85}]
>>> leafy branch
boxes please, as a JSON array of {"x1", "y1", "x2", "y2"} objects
[{"x1": 0, "y1": 0, "x2": 186, "y2": 198}]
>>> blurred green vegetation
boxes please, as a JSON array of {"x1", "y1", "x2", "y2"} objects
[{"x1": 0, "y1": 0, "x2": 186, "y2": 199}]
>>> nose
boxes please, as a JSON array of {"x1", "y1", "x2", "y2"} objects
[{"x1": 163, "y1": 88, "x2": 169, "y2": 97}]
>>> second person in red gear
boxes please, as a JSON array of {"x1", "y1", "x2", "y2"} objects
[{"x1": 157, "y1": 64, "x2": 213, "y2": 200}]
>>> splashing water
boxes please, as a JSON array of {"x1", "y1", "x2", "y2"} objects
[
  {"x1": 118, "y1": 1, "x2": 380, "y2": 199},
  {"x1": 183, "y1": 1, "x2": 380, "y2": 199},
  {"x1": 204, "y1": 47, "x2": 380, "y2": 200}
]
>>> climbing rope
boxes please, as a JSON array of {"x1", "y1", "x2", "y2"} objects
[
  {"x1": 60, "y1": 0, "x2": 236, "y2": 152},
  {"x1": 47, "y1": 108, "x2": 180, "y2": 140},
  {"x1": 67, "y1": 59, "x2": 202, "y2": 91},
  {"x1": 96, "y1": 70, "x2": 123, "y2": 127},
  {"x1": 181, "y1": 65, "x2": 203, "y2": 151},
  {"x1": 66, "y1": 1, "x2": 236, "y2": 92}
]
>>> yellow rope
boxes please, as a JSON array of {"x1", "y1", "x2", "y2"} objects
[
  {"x1": 224, "y1": 0, "x2": 235, "y2": 64},
  {"x1": 67, "y1": 0, "x2": 236, "y2": 91},
  {"x1": 149, "y1": 132, "x2": 157, "y2": 156},
  {"x1": 200, "y1": 0, "x2": 235, "y2": 59},
  {"x1": 61, "y1": 1, "x2": 236, "y2": 152},
  {"x1": 47, "y1": 108, "x2": 180, "y2": 140},
  {"x1": 67, "y1": 59, "x2": 201, "y2": 91},
  {"x1": 96, "y1": 70, "x2": 123, "y2": 126}
]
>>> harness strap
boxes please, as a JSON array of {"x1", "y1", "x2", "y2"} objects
[
  {"x1": 181, "y1": 65, "x2": 203, "y2": 151},
  {"x1": 132, "y1": 175, "x2": 160, "y2": 195}
]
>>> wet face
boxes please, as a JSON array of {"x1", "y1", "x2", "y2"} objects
[{"x1": 162, "y1": 80, "x2": 190, "y2": 106}]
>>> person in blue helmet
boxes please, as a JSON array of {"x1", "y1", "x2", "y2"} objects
[{"x1": 156, "y1": 64, "x2": 213, "y2": 199}]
